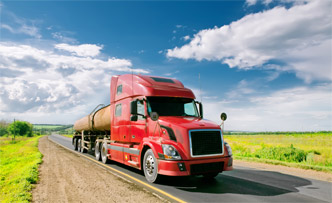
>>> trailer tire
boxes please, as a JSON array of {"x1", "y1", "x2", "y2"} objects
[
  {"x1": 95, "y1": 142, "x2": 101, "y2": 161},
  {"x1": 73, "y1": 138, "x2": 78, "y2": 151},
  {"x1": 143, "y1": 149, "x2": 160, "y2": 183},
  {"x1": 77, "y1": 139, "x2": 82, "y2": 152},
  {"x1": 101, "y1": 142, "x2": 109, "y2": 164}
]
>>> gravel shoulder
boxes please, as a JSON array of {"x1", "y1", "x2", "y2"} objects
[{"x1": 32, "y1": 136, "x2": 163, "y2": 203}]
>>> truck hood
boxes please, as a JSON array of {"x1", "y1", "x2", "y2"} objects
[{"x1": 158, "y1": 116, "x2": 220, "y2": 130}]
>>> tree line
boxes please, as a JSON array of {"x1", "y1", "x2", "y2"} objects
[{"x1": 0, "y1": 120, "x2": 33, "y2": 137}]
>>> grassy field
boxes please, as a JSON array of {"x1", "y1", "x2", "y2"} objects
[
  {"x1": 61, "y1": 134, "x2": 73, "y2": 138},
  {"x1": 32, "y1": 124, "x2": 74, "y2": 135},
  {"x1": 0, "y1": 136, "x2": 43, "y2": 202},
  {"x1": 224, "y1": 132, "x2": 332, "y2": 172},
  {"x1": 33, "y1": 124, "x2": 64, "y2": 130}
]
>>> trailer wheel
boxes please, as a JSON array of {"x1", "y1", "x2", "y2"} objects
[
  {"x1": 202, "y1": 172, "x2": 219, "y2": 179},
  {"x1": 101, "y1": 142, "x2": 109, "y2": 164},
  {"x1": 73, "y1": 138, "x2": 78, "y2": 151},
  {"x1": 143, "y1": 149, "x2": 160, "y2": 183},
  {"x1": 77, "y1": 139, "x2": 82, "y2": 152},
  {"x1": 95, "y1": 142, "x2": 101, "y2": 161}
]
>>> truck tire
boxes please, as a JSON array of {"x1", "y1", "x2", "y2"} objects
[
  {"x1": 95, "y1": 142, "x2": 101, "y2": 161},
  {"x1": 101, "y1": 142, "x2": 109, "y2": 164},
  {"x1": 73, "y1": 138, "x2": 78, "y2": 151},
  {"x1": 202, "y1": 172, "x2": 219, "y2": 179},
  {"x1": 143, "y1": 149, "x2": 160, "y2": 183}
]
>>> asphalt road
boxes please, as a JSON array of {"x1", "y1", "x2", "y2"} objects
[{"x1": 49, "y1": 134, "x2": 332, "y2": 203}]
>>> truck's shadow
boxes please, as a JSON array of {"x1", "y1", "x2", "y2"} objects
[
  {"x1": 157, "y1": 169, "x2": 311, "y2": 196},
  {"x1": 101, "y1": 156, "x2": 312, "y2": 197}
]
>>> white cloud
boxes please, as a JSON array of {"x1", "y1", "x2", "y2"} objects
[
  {"x1": 204, "y1": 84, "x2": 332, "y2": 131},
  {"x1": 55, "y1": 43, "x2": 103, "y2": 57},
  {"x1": 167, "y1": 0, "x2": 332, "y2": 82},
  {"x1": 226, "y1": 80, "x2": 255, "y2": 98},
  {"x1": 1, "y1": 11, "x2": 42, "y2": 38},
  {"x1": 246, "y1": 0, "x2": 258, "y2": 6},
  {"x1": 183, "y1": 35, "x2": 190, "y2": 41},
  {"x1": 0, "y1": 42, "x2": 149, "y2": 124},
  {"x1": 52, "y1": 32, "x2": 77, "y2": 44}
]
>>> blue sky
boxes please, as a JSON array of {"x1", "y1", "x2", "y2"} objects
[{"x1": 0, "y1": 0, "x2": 331, "y2": 131}]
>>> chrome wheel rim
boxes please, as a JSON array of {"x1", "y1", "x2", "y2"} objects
[
  {"x1": 101, "y1": 144, "x2": 107, "y2": 162},
  {"x1": 95, "y1": 143, "x2": 100, "y2": 159},
  {"x1": 145, "y1": 155, "x2": 155, "y2": 176}
]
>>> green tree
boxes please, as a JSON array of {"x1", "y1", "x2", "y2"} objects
[
  {"x1": 8, "y1": 120, "x2": 33, "y2": 137},
  {"x1": 0, "y1": 120, "x2": 9, "y2": 137}
]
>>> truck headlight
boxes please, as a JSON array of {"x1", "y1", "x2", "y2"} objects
[
  {"x1": 162, "y1": 144, "x2": 181, "y2": 160},
  {"x1": 225, "y1": 142, "x2": 232, "y2": 156}
]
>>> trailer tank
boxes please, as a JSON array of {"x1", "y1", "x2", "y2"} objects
[{"x1": 73, "y1": 105, "x2": 111, "y2": 131}]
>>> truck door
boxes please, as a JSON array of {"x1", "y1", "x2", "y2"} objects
[{"x1": 131, "y1": 99, "x2": 147, "y2": 143}]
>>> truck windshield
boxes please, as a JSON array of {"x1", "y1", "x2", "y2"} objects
[{"x1": 147, "y1": 97, "x2": 199, "y2": 117}]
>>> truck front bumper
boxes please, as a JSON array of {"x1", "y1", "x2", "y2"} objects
[{"x1": 157, "y1": 156, "x2": 233, "y2": 176}]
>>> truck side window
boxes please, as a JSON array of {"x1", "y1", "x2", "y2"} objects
[
  {"x1": 116, "y1": 85, "x2": 122, "y2": 95},
  {"x1": 115, "y1": 103, "x2": 122, "y2": 117},
  {"x1": 137, "y1": 100, "x2": 145, "y2": 120}
]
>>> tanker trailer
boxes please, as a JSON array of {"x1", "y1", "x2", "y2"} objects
[{"x1": 73, "y1": 104, "x2": 111, "y2": 153}]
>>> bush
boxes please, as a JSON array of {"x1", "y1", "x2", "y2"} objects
[
  {"x1": 0, "y1": 120, "x2": 9, "y2": 137},
  {"x1": 255, "y1": 144, "x2": 308, "y2": 163},
  {"x1": 8, "y1": 121, "x2": 33, "y2": 137}
]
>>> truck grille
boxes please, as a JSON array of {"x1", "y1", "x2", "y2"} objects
[
  {"x1": 190, "y1": 162, "x2": 224, "y2": 174},
  {"x1": 189, "y1": 130, "x2": 223, "y2": 157}
]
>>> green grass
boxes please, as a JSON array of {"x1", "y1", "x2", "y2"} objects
[
  {"x1": 61, "y1": 134, "x2": 73, "y2": 138},
  {"x1": 32, "y1": 124, "x2": 63, "y2": 130},
  {"x1": 0, "y1": 136, "x2": 43, "y2": 202},
  {"x1": 224, "y1": 133, "x2": 332, "y2": 173}
]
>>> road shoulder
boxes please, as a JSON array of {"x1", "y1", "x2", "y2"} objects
[{"x1": 32, "y1": 136, "x2": 163, "y2": 203}]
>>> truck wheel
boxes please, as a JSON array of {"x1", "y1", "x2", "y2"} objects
[
  {"x1": 143, "y1": 149, "x2": 160, "y2": 183},
  {"x1": 203, "y1": 172, "x2": 219, "y2": 179},
  {"x1": 77, "y1": 139, "x2": 82, "y2": 152},
  {"x1": 73, "y1": 138, "x2": 78, "y2": 151},
  {"x1": 101, "y1": 142, "x2": 109, "y2": 164},
  {"x1": 95, "y1": 142, "x2": 101, "y2": 161}
]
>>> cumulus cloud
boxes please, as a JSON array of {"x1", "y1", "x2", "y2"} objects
[
  {"x1": 0, "y1": 42, "x2": 148, "y2": 123},
  {"x1": 204, "y1": 84, "x2": 332, "y2": 131},
  {"x1": 55, "y1": 43, "x2": 103, "y2": 57},
  {"x1": 167, "y1": 0, "x2": 332, "y2": 82}
]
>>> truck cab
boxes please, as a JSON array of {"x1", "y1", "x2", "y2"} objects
[{"x1": 109, "y1": 74, "x2": 233, "y2": 182}]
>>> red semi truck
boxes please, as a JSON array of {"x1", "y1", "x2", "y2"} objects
[{"x1": 72, "y1": 74, "x2": 233, "y2": 183}]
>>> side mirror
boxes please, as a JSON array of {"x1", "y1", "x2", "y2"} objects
[
  {"x1": 150, "y1": 112, "x2": 159, "y2": 121},
  {"x1": 130, "y1": 115, "x2": 138, "y2": 121},
  {"x1": 195, "y1": 101, "x2": 203, "y2": 119},
  {"x1": 220, "y1": 112, "x2": 227, "y2": 121},
  {"x1": 130, "y1": 100, "x2": 137, "y2": 115}
]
